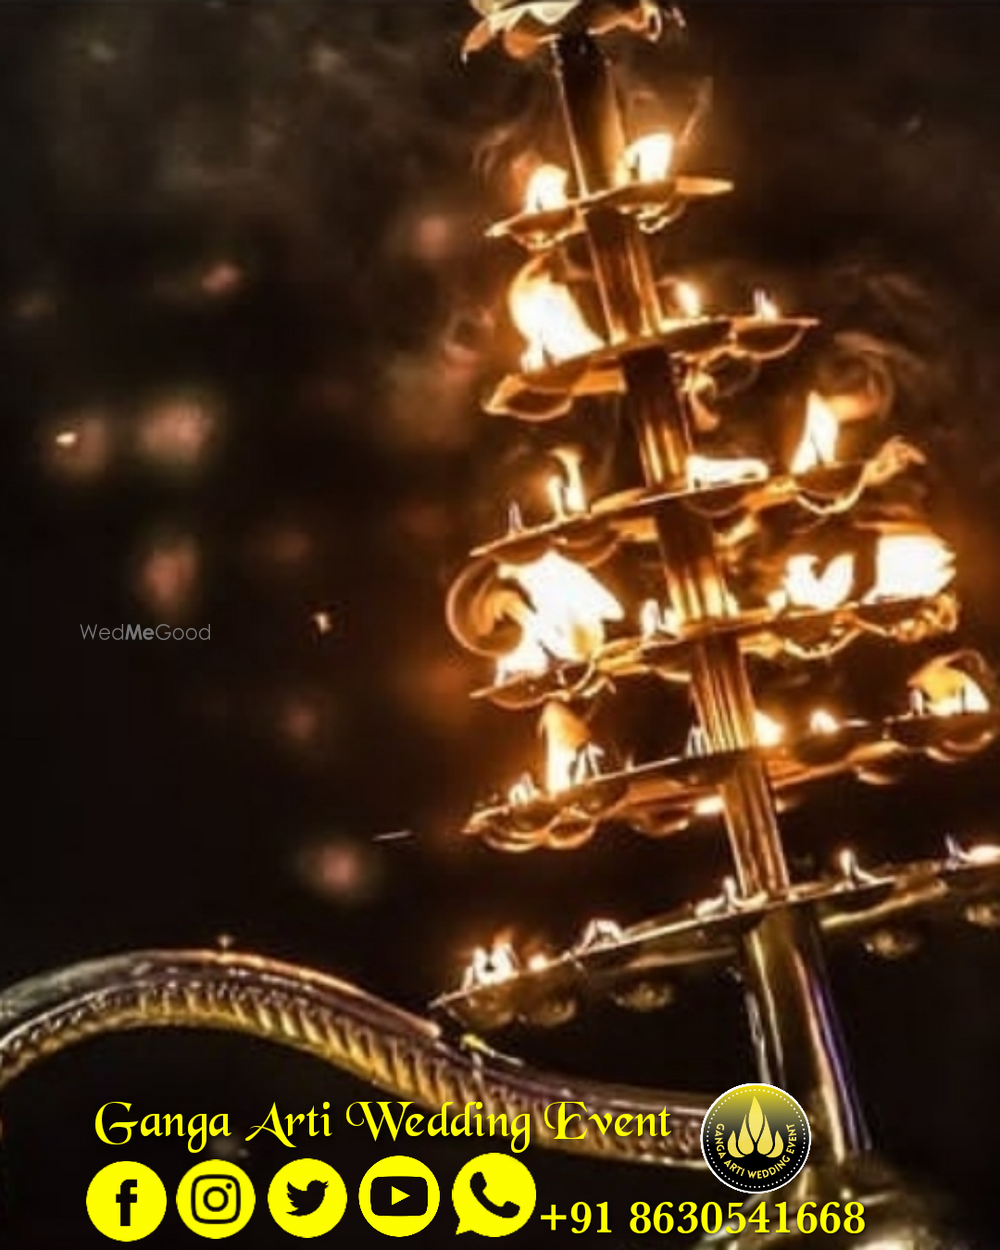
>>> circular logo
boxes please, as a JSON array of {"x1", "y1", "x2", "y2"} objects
[
  {"x1": 358, "y1": 1155, "x2": 440, "y2": 1237},
  {"x1": 267, "y1": 1159, "x2": 348, "y2": 1238},
  {"x1": 701, "y1": 1084, "x2": 811, "y2": 1193},
  {"x1": 176, "y1": 1160, "x2": 255, "y2": 1239},
  {"x1": 452, "y1": 1153, "x2": 536, "y2": 1237},
  {"x1": 87, "y1": 1161, "x2": 168, "y2": 1242}
]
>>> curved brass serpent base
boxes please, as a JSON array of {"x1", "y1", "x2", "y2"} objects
[{"x1": 0, "y1": 948, "x2": 709, "y2": 1168}]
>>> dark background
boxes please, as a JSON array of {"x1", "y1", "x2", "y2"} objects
[{"x1": 2, "y1": 1, "x2": 1000, "y2": 1244}]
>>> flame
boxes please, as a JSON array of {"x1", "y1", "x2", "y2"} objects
[
  {"x1": 728, "y1": 1097, "x2": 784, "y2": 1160},
  {"x1": 496, "y1": 552, "x2": 624, "y2": 683},
  {"x1": 695, "y1": 794, "x2": 725, "y2": 817},
  {"x1": 867, "y1": 534, "x2": 955, "y2": 602},
  {"x1": 540, "y1": 702, "x2": 596, "y2": 795},
  {"x1": 959, "y1": 843, "x2": 1000, "y2": 865},
  {"x1": 810, "y1": 708, "x2": 841, "y2": 735},
  {"x1": 640, "y1": 599, "x2": 662, "y2": 640},
  {"x1": 686, "y1": 454, "x2": 769, "y2": 491},
  {"x1": 674, "y1": 281, "x2": 703, "y2": 320},
  {"x1": 754, "y1": 710, "x2": 784, "y2": 747},
  {"x1": 527, "y1": 952, "x2": 550, "y2": 973},
  {"x1": 463, "y1": 941, "x2": 518, "y2": 990},
  {"x1": 546, "y1": 447, "x2": 588, "y2": 517},
  {"x1": 910, "y1": 657, "x2": 990, "y2": 718},
  {"x1": 510, "y1": 262, "x2": 604, "y2": 372},
  {"x1": 506, "y1": 501, "x2": 525, "y2": 534},
  {"x1": 622, "y1": 131, "x2": 675, "y2": 184},
  {"x1": 783, "y1": 553, "x2": 856, "y2": 612},
  {"x1": 640, "y1": 599, "x2": 681, "y2": 639},
  {"x1": 753, "y1": 289, "x2": 780, "y2": 320},
  {"x1": 508, "y1": 772, "x2": 542, "y2": 807},
  {"x1": 525, "y1": 163, "x2": 571, "y2": 214},
  {"x1": 577, "y1": 918, "x2": 625, "y2": 949},
  {"x1": 791, "y1": 392, "x2": 840, "y2": 474}
]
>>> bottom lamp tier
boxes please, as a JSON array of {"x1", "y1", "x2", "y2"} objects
[{"x1": 433, "y1": 841, "x2": 1000, "y2": 1033}]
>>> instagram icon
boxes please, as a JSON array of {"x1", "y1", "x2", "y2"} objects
[
  {"x1": 177, "y1": 1161, "x2": 255, "y2": 1238},
  {"x1": 193, "y1": 1175, "x2": 240, "y2": 1224}
]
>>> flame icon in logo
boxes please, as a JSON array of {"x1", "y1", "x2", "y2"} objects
[{"x1": 728, "y1": 1097, "x2": 784, "y2": 1159}]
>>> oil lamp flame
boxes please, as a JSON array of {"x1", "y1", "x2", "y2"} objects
[
  {"x1": 495, "y1": 552, "x2": 624, "y2": 683},
  {"x1": 867, "y1": 534, "x2": 955, "y2": 602},
  {"x1": 791, "y1": 392, "x2": 840, "y2": 474},
  {"x1": 546, "y1": 447, "x2": 588, "y2": 517},
  {"x1": 782, "y1": 553, "x2": 855, "y2": 612},
  {"x1": 753, "y1": 289, "x2": 780, "y2": 320},
  {"x1": 508, "y1": 773, "x2": 542, "y2": 807},
  {"x1": 686, "y1": 454, "x2": 769, "y2": 491},
  {"x1": 577, "y1": 918, "x2": 625, "y2": 950},
  {"x1": 674, "y1": 281, "x2": 702, "y2": 320},
  {"x1": 810, "y1": 709, "x2": 841, "y2": 735},
  {"x1": 510, "y1": 262, "x2": 604, "y2": 373},
  {"x1": 463, "y1": 941, "x2": 518, "y2": 991},
  {"x1": 910, "y1": 655, "x2": 990, "y2": 718},
  {"x1": 640, "y1": 599, "x2": 661, "y2": 640},
  {"x1": 540, "y1": 702, "x2": 600, "y2": 795},
  {"x1": 622, "y1": 132, "x2": 675, "y2": 184},
  {"x1": 754, "y1": 710, "x2": 784, "y2": 747},
  {"x1": 525, "y1": 163, "x2": 570, "y2": 214}
]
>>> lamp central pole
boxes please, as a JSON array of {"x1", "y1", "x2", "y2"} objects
[{"x1": 551, "y1": 30, "x2": 868, "y2": 1163}]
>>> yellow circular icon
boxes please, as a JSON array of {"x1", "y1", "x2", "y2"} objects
[
  {"x1": 87, "y1": 1161, "x2": 168, "y2": 1242},
  {"x1": 267, "y1": 1158, "x2": 348, "y2": 1238},
  {"x1": 358, "y1": 1155, "x2": 440, "y2": 1237},
  {"x1": 176, "y1": 1160, "x2": 255, "y2": 1239},
  {"x1": 452, "y1": 1153, "x2": 536, "y2": 1237}
]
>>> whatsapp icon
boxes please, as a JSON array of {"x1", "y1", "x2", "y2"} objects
[{"x1": 452, "y1": 1154, "x2": 536, "y2": 1237}]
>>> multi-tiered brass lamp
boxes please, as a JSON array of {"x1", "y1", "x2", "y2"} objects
[{"x1": 436, "y1": 0, "x2": 1000, "y2": 1237}]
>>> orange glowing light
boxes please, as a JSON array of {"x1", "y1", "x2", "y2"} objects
[
  {"x1": 867, "y1": 533, "x2": 955, "y2": 602},
  {"x1": 959, "y1": 843, "x2": 1000, "y2": 865},
  {"x1": 622, "y1": 132, "x2": 675, "y2": 184},
  {"x1": 686, "y1": 453, "x2": 769, "y2": 491},
  {"x1": 509, "y1": 261, "x2": 604, "y2": 373},
  {"x1": 674, "y1": 281, "x2": 702, "y2": 320},
  {"x1": 496, "y1": 552, "x2": 624, "y2": 683},
  {"x1": 546, "y1": 447, "x2": 588, "y2": 517},
  {"x1": 753, "y1": 289, "x2": 780, "y2": 320},
  {"x1": 809, "y1": 709, "x2": 841, "y2": 735},
  {"x1": 910, "y1": 657, "x2": 990, "y2": 718},
  {"x1": 509, "y1": 773, "x2": 542, "y2": 807},
  {"x1": 640, "y1": 599, "x2": 663, "y2": 640},
  {"x1": 791, "y1": 392, "x2": 840, "y2": 475},
  {"x1": 525, "y1": 163, "x2": 571, "y2": 214},
  {"x1": 540, "y1": 702, "x2": 597, "y2": 795},
  {"x1": 754, "y1": 710, "x2": 785, "y2": 747},
  {"x1": 782, "y1": 553, "x2": 855, "y2": 612},
  {"x1": 463, "y1": 941, "x2": 518, "y2": 991}
]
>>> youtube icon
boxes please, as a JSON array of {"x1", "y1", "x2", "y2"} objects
[
  {"x1": 370, "y1": 1175, "x2": 429, "y2": 1216},
  {"x1": 359, "y1": 1155, "x2": 440, "y2": 1234}
]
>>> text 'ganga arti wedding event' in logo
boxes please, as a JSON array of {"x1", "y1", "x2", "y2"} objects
[{"x1": 700, "y1": 1084, "x2": 811, "y2": 1193}]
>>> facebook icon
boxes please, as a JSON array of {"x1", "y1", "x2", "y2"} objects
[
  {"x1": 87, "y1": 1161, "x2": 167, "y2": 1239},
  {"x1": 116, "y1": 1178, "x2": 138, "y2": 1227}
]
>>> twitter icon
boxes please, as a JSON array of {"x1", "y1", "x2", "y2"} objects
[
  {"x1": 268, "y1": 1160, "x2": 347, "y2": 1238},
  {"x1": 288, "y1": 1177, "x2": 328, "y2": 1217}
]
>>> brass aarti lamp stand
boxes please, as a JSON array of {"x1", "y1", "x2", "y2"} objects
[{"x1": 0, "y1": 1, "x2": 998, "y2": 1242}]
